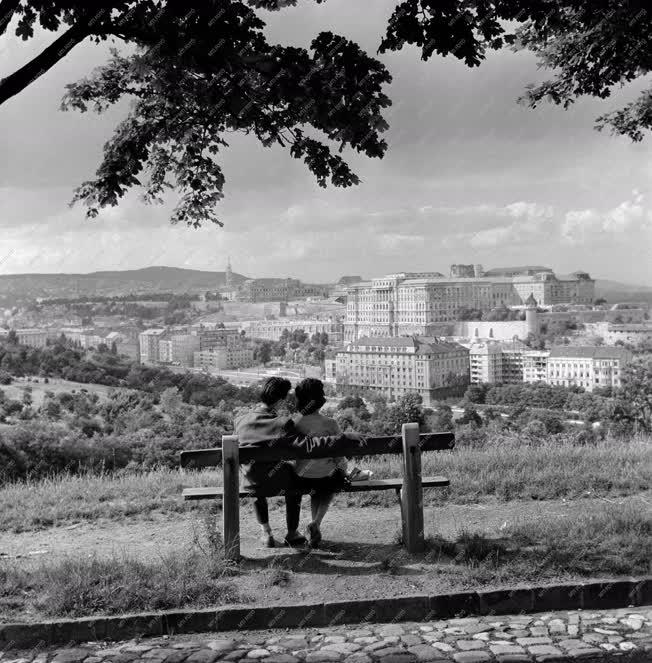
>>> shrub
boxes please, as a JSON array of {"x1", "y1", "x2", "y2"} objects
[{"x1": 455, "y1": 425, "x2": 489, "y2": 448}]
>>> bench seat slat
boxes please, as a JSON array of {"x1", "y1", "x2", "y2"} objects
[{"x1": 182, "y1": 476, "x2": 449, "y2": 500}]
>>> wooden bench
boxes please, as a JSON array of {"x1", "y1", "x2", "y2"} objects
[{"x1": 180, "y1": 423, "x2": 454, "y2": 559}]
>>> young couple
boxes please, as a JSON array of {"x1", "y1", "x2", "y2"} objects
[{"x1": 234, "y1": 376, "x2": 347, "y2": 548}]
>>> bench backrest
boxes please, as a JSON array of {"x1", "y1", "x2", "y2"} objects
[{"x1": 180, "y1": 431, "x2": 454, "y2": 469}]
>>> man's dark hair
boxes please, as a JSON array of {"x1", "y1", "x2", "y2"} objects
[
  {"x1": 260, "y1": 377, "x2": 292, "y2": 406},
  {"x1": 295, "y1": 378, "x2": 326, "y2": 416}
]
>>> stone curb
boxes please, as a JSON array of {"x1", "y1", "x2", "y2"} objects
[{"x1": 0, "y1": 577, "x2": 649, "y2": 649}]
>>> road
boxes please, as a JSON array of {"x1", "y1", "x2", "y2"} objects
[{"x1": 3, "y1": 607, "x2": 650, "y2": 662}]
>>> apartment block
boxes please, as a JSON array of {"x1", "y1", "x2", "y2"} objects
[
  {"x1": 469, "y1": 342, "x2": 502, "y2": 384},
  {"x1": 12, "y1": 329, "x2": 48, "y2": 348},
  {"x1": 189, "y1": 325, "x2": 242, "y2": 350},
  {"x1": 138, "y1": 328, "x2": 166, "y2": 364},
  {"x1": 324, "y1": 358, "x2": 337, "y2": 383},
  {"x1": 467, "y1": 340, "x2": 529, "y2": 384},
  {"x1": 547, "y1": 346, "x2": 632, "y2": 392},
  {"x1": 522, "y1": 350, "x2": 549, "y2": 383},
  {"x1": 194, "y1": 346, "x2": 255, "y2": 371},
  {"x1": 335, "y1": 336, "x2": 469, "y2": 406}
]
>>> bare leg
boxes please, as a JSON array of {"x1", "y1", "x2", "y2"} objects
[
  {"x1": 310, "y1": 492, "x2": 335, "y2": 528},
  {"x1": 310, "y1": 491, "x2": 319, "y2": 522}
]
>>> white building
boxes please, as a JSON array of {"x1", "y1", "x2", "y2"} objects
[
  {"x1": 324, "y1": 358, "x2": 337, "y2": 383},
  {"x1": 468, "y1": 342, "x2": 503, "y2": 384},
  {"x1": 546, "y1": 346, "x2": 632, "y2": 392},
  {"x1": 138, "y1": 328, "x2": 167, "y2": 364},
  {"x1": 335, "y1": 336, "x2": 469, "y2": 406},
  {"x1": 345, "y1": 269, "x2": 594, "y2": 341},
  {"x1": 466, "y1": 340, "x2": 529, "y2": 384},
  {"x1": 194, "y1": 346, "x2": 255, "y2": 371},
  {"x1": 14, "y1": 329, "x2": 48, "y2": 348},
  {"x1": 522, "y1": 350, "x2": 549, "y2": 383}
]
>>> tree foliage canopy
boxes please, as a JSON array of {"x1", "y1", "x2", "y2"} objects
[{"x1": 2, "y1": 0, "x2": 650, "y2": 226}]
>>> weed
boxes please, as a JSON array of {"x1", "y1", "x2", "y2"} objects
[
  {"x1": 0, "y1": 548, "x2": 241, "y2": 619},
  {"x1": 455, "y1": 530, "x2": 507, "y2": 567}
]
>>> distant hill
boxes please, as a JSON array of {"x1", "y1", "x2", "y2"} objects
[
  {"x1": 594, "y1": 278, "x2": 652, "y2": 304},
  {"x1": 0, "y1": 266, "x2": 249, "y2": 302}
]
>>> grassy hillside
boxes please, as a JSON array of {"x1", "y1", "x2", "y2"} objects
[
  {"x1": 594, "y1": 278, "x2": 652, "y2": 303},
  {"x1": 0, "y1": 266, "x2": 249, "y2": 301}
]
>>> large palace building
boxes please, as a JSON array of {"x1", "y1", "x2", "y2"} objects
[{"x1": 344, "y1": 266, "x2": 594, "y2": 341}]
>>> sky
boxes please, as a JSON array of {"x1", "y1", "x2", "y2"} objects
[{"x1": 1, "y1": 0, "x2": 652, "y2": 286}]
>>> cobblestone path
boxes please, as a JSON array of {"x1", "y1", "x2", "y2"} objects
[{"x1": 2, "y1": 607, "x2": 651, "y2": 663}]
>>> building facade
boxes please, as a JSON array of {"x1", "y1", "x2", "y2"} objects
[
  {"x1": 324, "y1": 358, "x2": 337, "y2": 383},
  {"x1": 335, "y1": 336, "x2": 469, "y2": 406},
  {"x1": 243, "y1": 318, "x2": 344, "y2": 344},
  {"x1": 189, "y1": 325, "x2": 242, "y2": 350},
  {"x1": 235, "y1": 278, "x2": 331, "y2": 303},
  {"x1": 466, "y1": 340, "x2": 529, "y2": 384},
  {"x1": 522, "y1": 350, "x2": 549, "y2": 383},
  {"x1": 138, "y1": 328, "x2": 166, "y2": 364},
  {"x1": 468, "y1": 342, "x2": 502, "y2": 384},
  {"x1": 344, "y1": 268, "x2": 595, "y2": 341},
  {"x1": 194, "y1": 346, "x2": 255, "y2": 371},
  {"x1": 10, "y1": 329, "x2": 48, "y2": 348},
  {"x1": 546, "y1": 346, "x2": 632, "y2": 391}
]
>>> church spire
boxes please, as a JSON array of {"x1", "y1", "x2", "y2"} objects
[{"x1": 226, "y1": 256, "x2": 233, "y2": 289}]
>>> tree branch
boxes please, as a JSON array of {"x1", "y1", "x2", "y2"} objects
[
  {"x1": 0, "y1": 20, "x2": 89, "y2": 106},
  {"x1": 0, "y1": 0, "x2": 19, "y2": 37}
]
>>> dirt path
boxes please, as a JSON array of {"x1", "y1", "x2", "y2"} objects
[
  {"x1": 2, "y1": 492, "x2": 649, "y2": 564},
  {"x1": 1, "y1": 493, "x2": 650, "y2": 620}
]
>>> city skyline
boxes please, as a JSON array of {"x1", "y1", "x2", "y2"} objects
[
  {"x1": 2, "y1": 0, "x2": 652, "y2": 284},
  {"x1": 1, "y1": 261, "x2": 651, "y2": 289}
]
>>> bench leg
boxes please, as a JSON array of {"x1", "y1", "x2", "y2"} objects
[
  {"x1": 401, "y1": 423, "x2": 425, "y2": 553},
  {"x1": 222, "y1": 435, "x2": 241, "y2": 561},
  {"x1": 395, "y1": 486, "x2": 407, "y2": 545}
]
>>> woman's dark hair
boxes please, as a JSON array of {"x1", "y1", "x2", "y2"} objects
[
  {"x1": 295, "y1": 378, "x2": 326, "y2": 416},
  {"x1": 260, "y1": 377, "x2": 292, "y2": 406}
]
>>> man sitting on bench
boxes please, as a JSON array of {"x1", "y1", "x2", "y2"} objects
[{"x1": 234, "y1": 377, "x2": 307, "y2": 549}]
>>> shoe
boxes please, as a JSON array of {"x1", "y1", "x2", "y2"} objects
[
  {"x1": 348, "y1": 467, "x2": 373, "y2": 482},
  {"x1": 261, "y1": 534, "x2": 275, "y2": 548},
  {"x1": 306, "y1": 523, "x2": 322, "y2": 548},
  {"x1": 283, "y1": 532, "x2": 308, "y2": 547}
]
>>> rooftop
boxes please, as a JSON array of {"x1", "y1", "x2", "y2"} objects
[
  {"x1": 548, "y1": 345, "x2": 632, "y2": 360},
  {"x1": 483, "y1": 265, "x2": 552, "y2": 276},
  {"x1": 346, "y1": 336, "x2": 466, "y2": 355}
]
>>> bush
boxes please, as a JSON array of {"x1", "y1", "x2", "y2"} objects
[{"x1": 455, "y1": 425, "x2": 489, "y2": 448}]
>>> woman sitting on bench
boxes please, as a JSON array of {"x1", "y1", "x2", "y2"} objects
[{"x1": 293, "y1": 378, "x2": 348, "y2": 548}]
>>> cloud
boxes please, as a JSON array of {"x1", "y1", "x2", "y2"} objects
[
  {"x1": 562, "y1": 191, "x2": 652, "y2": 244},
  {"x1": 377, "y1": 233, "x2": 425, "y2": 254},
  {"x1": 463, "y1": 201, "x2": 554, "y2": 248}
]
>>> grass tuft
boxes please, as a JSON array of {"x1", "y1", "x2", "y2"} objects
[
  {"x1": 507, "y1": 502, "x2": 652, "y2": 577},
  {"x1": 0, "y1": 548, "x2": 241, "y2": 619},
  {"x1": 455, "y1": 530, "x2": 507, "y2": 567}
]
